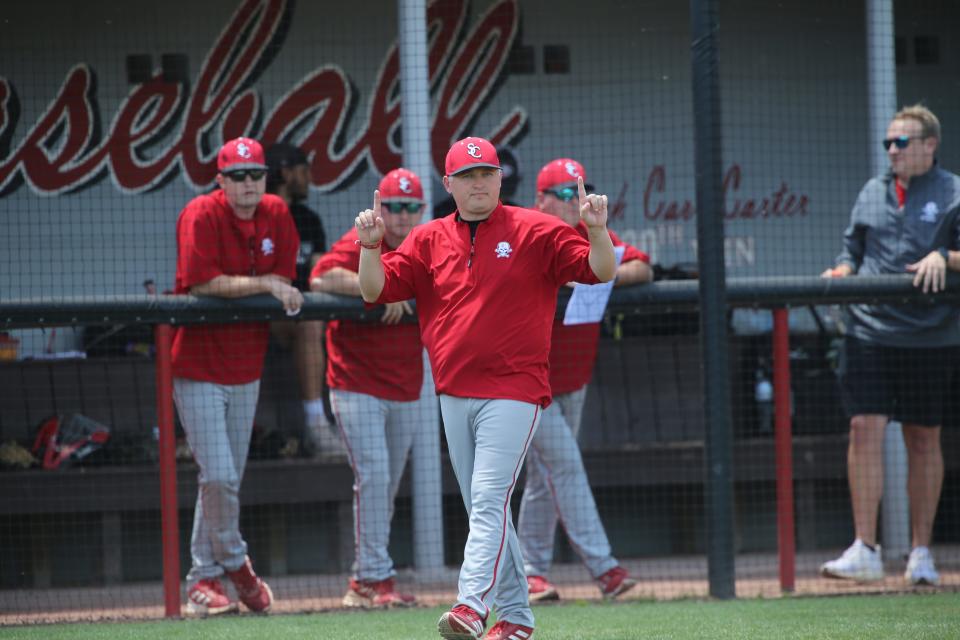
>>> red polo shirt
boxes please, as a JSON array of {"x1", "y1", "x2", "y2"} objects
[
  {"x1": 311, "y1": 228, "x2": 424, "y2": 401},
  {"x1": 377, "y1": 204, "x2": 601, "y2": 407},
  {"x1": 549, "y1": 225, "x2": 649, "y2": 394},
  {"x1": 172, "y1": 190, "x2": 298, "y2": 384}
]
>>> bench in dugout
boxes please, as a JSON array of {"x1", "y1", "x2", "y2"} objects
[{"x1": 1, "y1": 339, "x2": 958, "y2": 588}]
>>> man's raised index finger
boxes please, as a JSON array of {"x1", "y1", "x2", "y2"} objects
[
  {"x1": 578, "y1": 175, "x2": 587, "y2": 202},
  {"x1": 373, "y1": 189, "x2": 381, "y2": 213}
]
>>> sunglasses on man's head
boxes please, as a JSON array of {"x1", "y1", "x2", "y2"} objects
[
  {"x1": 882, "y1": 135, "x2": 924, "y2": 151},
  {"x1": 544, "y1": 187, "x2": 578, "y2": 202},
  {"x1": 223, "y1": 169, "x2": 266, "y2": 182},
  {"x1": 383, "y1": 201, "x2": 422, "y2": 214}
]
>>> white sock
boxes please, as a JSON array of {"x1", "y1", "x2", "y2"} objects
[{"x1": 303, "y1": 399, "x2": 327, "y2": 428}]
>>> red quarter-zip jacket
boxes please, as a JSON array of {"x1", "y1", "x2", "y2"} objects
[{"x1": 377, "y1": 204, "x2": 601, "y2": 407}]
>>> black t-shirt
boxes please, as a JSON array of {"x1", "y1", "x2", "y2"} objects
[{"x1": 289, "y1": 201, "x2": 327, "y2": 291}]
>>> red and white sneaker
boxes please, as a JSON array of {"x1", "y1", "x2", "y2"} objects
[
  {"x1": 342, "y1": 577, "x2": 417, "y2": 608},
  {"x1": 186, "y1": 578, "x2": 238, "y2": 616},
  {"x1": 526, "y1": 575, "x2": 559, "y2": 602},
  {"x1": 226, "y1": 556, "x2": 274, "y2": 613},
  {"x1": 596, "y1": 566, "x2": 636, "y2": 600},
  {"x1": 484, "y1": 620, "x2": 534, "y2": 640},
  {"x1": 438, "y1": 604, "x2": 487, "y2": 639}
]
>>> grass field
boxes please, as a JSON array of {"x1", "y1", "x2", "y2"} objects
[{"x1": 1, "y1": 592, "x2": 957, "y2": 639}]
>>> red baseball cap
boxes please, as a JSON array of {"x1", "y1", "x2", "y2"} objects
[
  {"x1": 379, "y1": 168, "x2": 424, "y2": 201},
  {"x1": 445, "y1": 137, "x2": 500, "y2": 176},
  {"x1": 217, "y1": 137, "x2": 268, "y2": 173},
  {"x1": 537, "y1": 158, "x2": 591, "y2": 192}
]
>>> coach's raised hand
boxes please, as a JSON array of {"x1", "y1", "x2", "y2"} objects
[
  {"x1": 579, "y1": 175, "x2": 616, "y2": 282},
  {"x1": 578, "y1": 176, "x2": 608, "y2": 229},
  {"x1": 357, "y1": 190, "x2": 388, "y2": 303},
  {"x1": 356, "y1": 190, "x2": 386, "y2": 246}
]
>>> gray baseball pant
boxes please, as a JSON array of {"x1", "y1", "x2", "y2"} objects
[
  {"x1": 330, "y1": 388, "x2": 421, "y2": 582},
  {"x1": 518, "y1": 386, "x2": 617, "y2": 578},
  {"x1": 173, "y1": 378, "x2": 259, "y2": 583},
  {"x1": 440, "y1": 395, "x2": 540, "y2": 628}
]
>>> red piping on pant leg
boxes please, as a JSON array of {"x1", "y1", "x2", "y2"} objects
[
  {"x1": 332, "y1": 395, "x2": 362, "y2": 576},
  {"x1": 480, "y1": 404, "x2": 540, "y2": 603}
]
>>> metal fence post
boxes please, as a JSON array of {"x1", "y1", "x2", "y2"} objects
[
  {"x1": 772, "y1": 309, "x2": 795, "y2": 592},
  {"x1": 690, "y1": 0, "x2": 735, "y2": 599},
  {"x1": 155, "y1": 324, "x2": 181, "y2": 617},
  {"x1": 866, "y1": 0, "x2": 911, "y2": 564}
]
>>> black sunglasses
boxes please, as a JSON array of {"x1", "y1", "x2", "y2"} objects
[
  {"x1": 544, "y1": 187, "x2": 578, "y2": 202},
  {"x1": 882, "y1": 135, "x2": 924, "y2": 151},
  {"x1": 383, "y1": 201, "x2": 422, "y2": 214},
  {"x1": 223, "y1": 169, "x2": 267, "y2": 182}
]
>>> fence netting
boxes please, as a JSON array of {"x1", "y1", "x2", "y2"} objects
[{"x1": 1, "y1": 0, "x2": 959, "y2": 624}]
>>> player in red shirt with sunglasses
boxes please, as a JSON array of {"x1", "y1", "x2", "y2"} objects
[
  {"x1": 520, "y1": 158, "x2": 652, "y2": 603},
  {"x1": 172, "y1": 137, "x2": 301, "y2": 616},
  {"x1": 310, "y1": 168, "x2": 433, "y2": 609}
]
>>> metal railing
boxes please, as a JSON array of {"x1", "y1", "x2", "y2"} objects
[{"x1": 2, "y1": 273, "x2": 957, "y2": 614}]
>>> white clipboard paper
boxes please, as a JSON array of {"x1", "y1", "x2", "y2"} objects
[{"x1": 562, "y1": 245, "x2": 625, "y2": 325}]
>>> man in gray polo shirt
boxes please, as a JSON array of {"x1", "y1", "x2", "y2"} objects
[{"x1": 820, "y1": 104, "x2": 960, "y2": 586}]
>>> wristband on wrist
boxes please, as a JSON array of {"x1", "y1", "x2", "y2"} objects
[
  {"x1": 355, "y1": 239, "x2": 382, "y2": 250},
  {"x1": 937, "y1": 247, "x2": 949, "y2": 263}
]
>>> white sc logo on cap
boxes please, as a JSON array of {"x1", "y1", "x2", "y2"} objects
[
  {"x1": 399, "y1": 177, "x2": 412, "y2": 193},
  {"x1": 466, "y1": 143, "x2": 482, "y2": 159},
  {"x1": 237, "y1": 142, "x2": 251, "y2": 158}
]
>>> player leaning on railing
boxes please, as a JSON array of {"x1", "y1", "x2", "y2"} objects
[
  {"x1": 518, "y1": 157, "x2": 652, "y2": 604},
  {"x1": 310, "y1": 168, "x2": 429, "y2": 609},
  {"x1": 172, "y1": 137, "x2": 301, "y2": 615}
]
